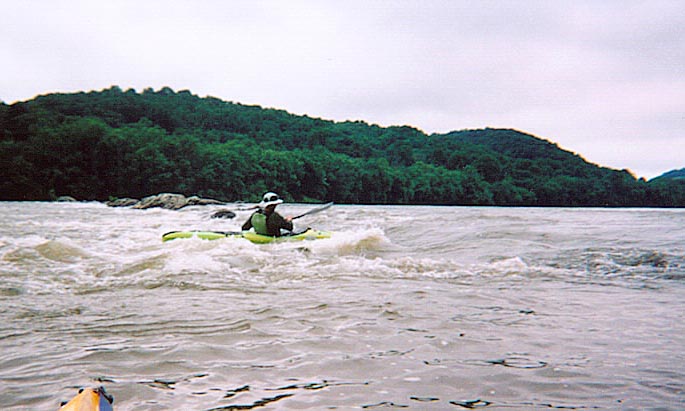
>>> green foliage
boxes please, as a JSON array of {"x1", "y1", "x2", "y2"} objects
[
  {"x1": 651, "y1": 168, "x2": 685, "y2": 181},
  {"x1": 0, "y1": 87, "x2": 682, "y2": 206}
]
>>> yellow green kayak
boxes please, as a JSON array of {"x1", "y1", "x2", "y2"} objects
[{"x1": 162, "y1": 228, "x2": 331, "y2": 244}]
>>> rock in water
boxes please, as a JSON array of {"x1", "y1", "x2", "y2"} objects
[
  {"x1": 128, "y1": 193, "x2": 226, "y2": 210},
  {"x1": 56, "y1": 196, "x2": 78, "y2": 202},
  {"x1": 186, "y1": 195, "x2": 225, "y2": 206},
  {"x1": 106, "y1": 198, "x2": 139, "y2": 207},
  {"x1": 133, "y1": 193, "x2": 189, "y2": 210},
  {"x1": 211, "y1": 209, "x2": 237, "y2": 219}
]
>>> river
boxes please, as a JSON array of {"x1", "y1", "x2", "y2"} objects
[{"x1": 1, "y1": 202, "x2": 684, "y2": 410}]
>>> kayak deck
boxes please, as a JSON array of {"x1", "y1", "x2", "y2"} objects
[
  {"x1": 162, "y1": 230, "x2": 242, "y2": 241},
  {"x1": 162, "y1": 228, "x2": 331, "y2": 243}
]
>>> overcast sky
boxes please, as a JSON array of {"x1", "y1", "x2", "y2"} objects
[{"x1": 2, "y1": 0, "x2": 683, "y2": 179}]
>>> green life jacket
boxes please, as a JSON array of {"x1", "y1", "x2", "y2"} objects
[{"x1": 250, "y1": 212, "x2": 269, "y2": 235}]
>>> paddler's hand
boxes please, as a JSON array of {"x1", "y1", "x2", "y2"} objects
[{"x1": 285, "y1": 216, "x2": 293, "y2": 222}]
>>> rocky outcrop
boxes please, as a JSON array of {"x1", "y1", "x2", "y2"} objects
[
  {"x1": 106, "y1": 193, "x2": 225, "y2": 210},
  {"x1": 132, "y1": 193, "x2": 189, "y2": 210}
]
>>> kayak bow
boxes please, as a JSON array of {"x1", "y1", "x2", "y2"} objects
[{"x1": 59, "y1": 387, "x2": 113, "y2": 411}]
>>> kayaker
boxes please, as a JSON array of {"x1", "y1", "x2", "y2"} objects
[{"x1": 242, "y1": 191, "x2": 293, "y2": 237}]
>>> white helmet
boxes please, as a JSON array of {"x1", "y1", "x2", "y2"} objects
[{"x1": 258, "y1": 192, "x2": 283, "y2": 208}]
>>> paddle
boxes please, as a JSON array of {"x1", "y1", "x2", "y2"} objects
[
  {"x1": 233, "y1": 202, "x2": 333, "y2": 216},
  {"x1": 291, "y1": 202, "x2": 334, "y2": 220},
  {"x1": 282, "y1": 202, "x2": 333, "y2": 236}
]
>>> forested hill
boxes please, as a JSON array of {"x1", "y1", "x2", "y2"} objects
[
  {"x1": 652, "y1": 168, "x2": 685, "y2": 181},
  {"x1": 1, "y1": 86, "x2": 684, "y2": 206}
]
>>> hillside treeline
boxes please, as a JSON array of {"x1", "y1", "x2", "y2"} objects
[{"x1": 1, "y1": 86, "x2": 683, "y2": 206}]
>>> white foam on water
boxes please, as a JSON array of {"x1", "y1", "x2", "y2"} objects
[{"x1": 304, "y1": 227, "x2": 389, "y2": 256}]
